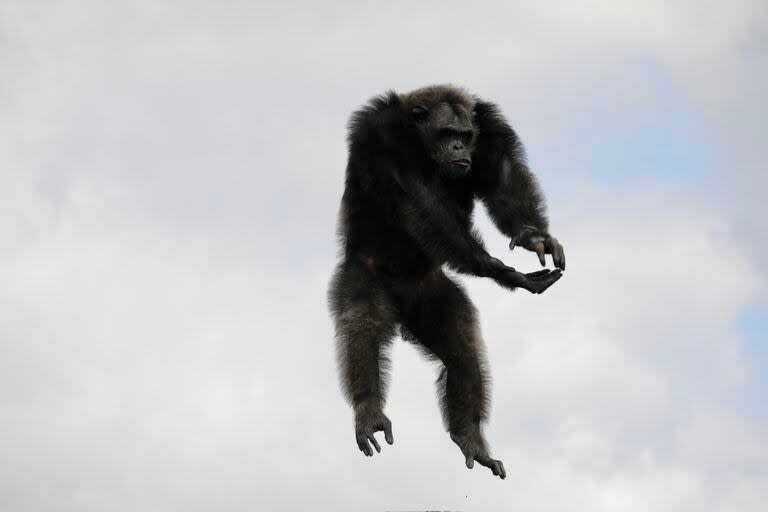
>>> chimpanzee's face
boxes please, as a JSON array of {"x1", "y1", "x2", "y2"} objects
[{"x1": 412, "y1": 102, "x2": 477, "y2": 179}]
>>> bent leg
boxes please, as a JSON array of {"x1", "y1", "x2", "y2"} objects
[
  {"x1": 403, "y1": 271, "x2": 505, "y2": 479},
  {"x1": 328, "y1": 261, "x2": 396, "y2": 456}
]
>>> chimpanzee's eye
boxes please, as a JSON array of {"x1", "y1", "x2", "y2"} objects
[{"x1": 411, "y1": 105, "x2": 429, "y2": 118}]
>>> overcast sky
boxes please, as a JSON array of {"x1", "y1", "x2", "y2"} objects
[{"x1": 1, "y1": 1, "x2": 766, "y2": 511}]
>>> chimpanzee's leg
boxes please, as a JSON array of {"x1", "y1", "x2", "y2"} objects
[
  {"x1": 403, "y1": 271, "x2": 506, "y2": 479},
  {"x1": 328, "y1": 260, "x2": 396, "y2": 456}
]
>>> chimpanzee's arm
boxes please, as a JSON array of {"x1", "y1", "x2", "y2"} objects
[{"x1": 472, "y1": 100, "x2": 565, "y2": 270}]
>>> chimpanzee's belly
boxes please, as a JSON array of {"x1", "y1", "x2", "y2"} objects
[{"x1": 353, "y1": 234, "x2": 439, "y2": 282}]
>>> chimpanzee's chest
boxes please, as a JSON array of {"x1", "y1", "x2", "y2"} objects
[{"x1": 431, "y1": 177, "x2": 476, "y2": 229}]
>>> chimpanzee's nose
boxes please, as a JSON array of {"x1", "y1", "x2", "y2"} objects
[{"x1": 452, "y1": 142, "x2": 463, "y2": 151}]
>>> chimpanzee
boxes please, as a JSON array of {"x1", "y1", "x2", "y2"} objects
[{"x1": 328, "y1": 84, "x2": 565, "y2": 479}]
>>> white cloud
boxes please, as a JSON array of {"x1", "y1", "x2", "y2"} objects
[{"x1": 0, "y1": 1, "x2": 766, "y2": 510}]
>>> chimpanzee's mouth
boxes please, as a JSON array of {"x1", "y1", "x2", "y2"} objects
[{"x1": 452, "y1": 159, "x2": 471, "y2": 168}]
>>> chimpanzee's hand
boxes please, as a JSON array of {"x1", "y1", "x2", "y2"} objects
[
  {"x1": 497, "y1": 267, "x2": 563, "y2": 294},
  {"x1": 354, "y1": 407, "x2": 393, "y2": 457},
  {"x1": 509, "y1": 227, "x2": 566, "y2": 270}
]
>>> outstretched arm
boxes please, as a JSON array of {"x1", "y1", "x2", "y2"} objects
[
  {"x1": 471, "y1": 100, "x2": 566, "y2": 270},
  {"x1": 361, "y1": 158, "x2": 561, "y2": 294}
]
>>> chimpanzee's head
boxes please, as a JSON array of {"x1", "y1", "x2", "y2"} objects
[{"x1": 401, "y1": 85, "x2": 477, "y2": 179}]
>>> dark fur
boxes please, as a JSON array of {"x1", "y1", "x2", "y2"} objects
[{"x1": 328, "y1": 84, "x2": 558, "y2": 479}]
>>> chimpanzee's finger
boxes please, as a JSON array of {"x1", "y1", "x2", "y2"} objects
[
  {"x1": 356, "y1": 433, "x2": 372, "y2": 456},
  {"x1": 550, "y1": 240, "x2": 563, "y2": 270},
  {"x1": 525, "y1": 269, "x2": 552, "y2": 279},
  {"x1": 383, "y1": 420, "x2": 394, "y2": 445},
  {"x1": 368, "y1": 434, "x2": 381, "y2": 453},
  {"x1": 535, "y1": 242, "x2": 546, "y2": 266},
  {"x1": 492, "y1": 460, "x2": 506, "y2": 479},
  {"x1": 535, "y1": 269, "x2": 562, "y2": 293}
]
